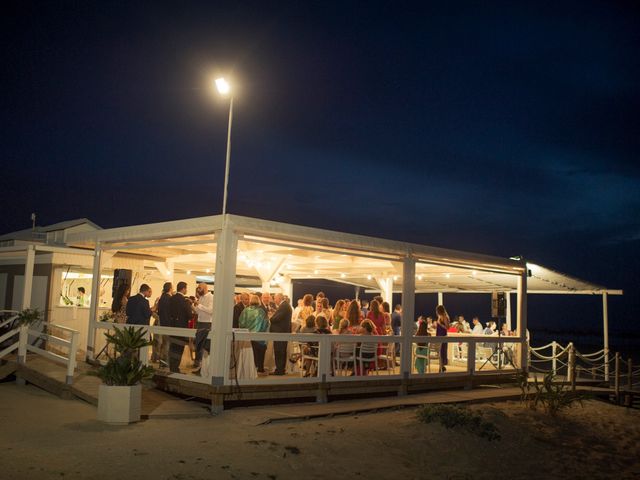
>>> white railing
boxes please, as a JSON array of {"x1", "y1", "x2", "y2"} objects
[
  {"x1": 92, "y1": 322, "x2": 525, "y2": 387},
  {"x1": 0, "y1": 315, "x2": 80, "y2": 385}
]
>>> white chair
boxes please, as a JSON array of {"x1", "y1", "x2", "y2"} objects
[
  {"x1": 333, "y1": 342, "x2": 356, "y2": 376},
  {"x1": 413, "y1": 343, "x2": 431, "y2": 374},
  {"x1": 356, "y1": 342, "x2": 378, "y2": 376},
  {"x1": 377, "y1": 342, "x2": 395, "y2": 374},
  {"x1": 300, "y1": 342, "x2": 319, "y2": 377}
]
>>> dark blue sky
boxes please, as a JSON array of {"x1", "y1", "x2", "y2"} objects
[{"x1": 2, "y1": 1, "x2": 639, "y2": 334}]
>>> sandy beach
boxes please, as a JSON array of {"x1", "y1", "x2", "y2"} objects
[{"x1": 0, "y1": 383, "x2": 638, "y2": 480}]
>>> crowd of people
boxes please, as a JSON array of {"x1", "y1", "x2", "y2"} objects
[{"x1": 110, "y1": 282, "x2": 514, "y2": 376}]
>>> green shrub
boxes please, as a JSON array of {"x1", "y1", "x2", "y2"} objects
[
  {"x1": 90, "y1": 326, "x2": 154, "y2": 386},
  {"x1": 15, "y1": 308, "x2": 43, "y2": 327},
  {"x1": 518, "y1": 371, "x2": 585, "y2": 416},
  {"x1": 417, "y1": 404, "x2": 501, "y2": 441}
]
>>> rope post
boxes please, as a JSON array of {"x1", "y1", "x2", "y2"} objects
[
  {"x1": 569, "y1": 344, "x2": 576, "y2": 391},
  {"x1": 628, "y1": 358, "x2": 633, "y2": 392},
  {"x1": 551, "y1": 341, "x2": 557, "y2": 376},
  {"x1": 614, "y1": 352, "x2": 620, "y2": 403}
]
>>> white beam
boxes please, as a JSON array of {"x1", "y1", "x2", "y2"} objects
[
  {"x1": 603, "y1": 292, "x2": 609, "y2": 380},
  {"x1": 21, "y1": 245, "x2": 35, "y2": 309},
  {"x1": 86, "y1": 243, "x2": 102, "y2": 361},
  {"x1": 400, "y1": 257, "x2": 415, "y2": 382},
  {"x1": 516, "y1": 270, "x2": 528, "y2": 371},
  {"x1": 210, "y1": 223, "x2": 238, "y2": 391}
]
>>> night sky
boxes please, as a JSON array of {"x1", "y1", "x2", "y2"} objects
[{"x1": 2, "y1": 2, "x2": 639, "y2": 340}]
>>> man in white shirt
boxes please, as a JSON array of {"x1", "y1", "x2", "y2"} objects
[
  {"x1": 195, "y1": 283, "x2": 214, "y2": 327},
  {"x1": 471, "y1": 316, "x2": 484, "y2": 335},
  {"x1": 194, "y1": 283, "x2": 214, "y2": 368}
]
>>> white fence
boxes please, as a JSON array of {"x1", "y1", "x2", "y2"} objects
[{"x1": 0, "y1": 311, "x2": 80, "y2": 385}]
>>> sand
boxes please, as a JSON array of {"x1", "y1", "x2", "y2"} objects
[{"x1": 0, "y1": 383, "x2": 638, "y2": 479}]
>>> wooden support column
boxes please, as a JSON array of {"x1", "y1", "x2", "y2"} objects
[
  {"x1": 210, "y1": 221, "x2": 238, "y2": 400},
  {"x1": 516, "y1": 268, "x2": 528, "y2": 372},
  {"x1": 86, "y1": 243, "x2": 102, "y2": 362},
  {"x1": 400, "y1": 255, "x2": 416, "y2": 394},
  {"x1": 602, "y1": 292, "x2": 610, "y2": 381}
]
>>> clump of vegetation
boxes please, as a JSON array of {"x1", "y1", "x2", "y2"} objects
[
  {"x1": 518, "y1": 371, "x2": 585, "y2": 416},
  {"x1": 417, "y1": 404, "x2": 501, "y2": 441},
  {"x1": 15, "y1": 308, "x2": 43, "y2": 327},
  {"x1": 90, "y1": 326, "x2": 154, "y2": 386}
]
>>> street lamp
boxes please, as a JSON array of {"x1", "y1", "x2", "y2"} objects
[{"x1": 215, "y1": 77, "x2": 233, "y2": 215}]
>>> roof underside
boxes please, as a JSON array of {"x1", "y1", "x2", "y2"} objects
[{"x1": 62, "y1": 214, "x2": 620, "y2": 295}]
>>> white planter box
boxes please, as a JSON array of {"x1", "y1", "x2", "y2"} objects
[{"x1": 97, "y1": 384, "x2": 142, "y2": 425}]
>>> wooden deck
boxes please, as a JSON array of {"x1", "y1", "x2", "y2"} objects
[{"x1": 8, "y1": 355, "x2": 209, "y2": 418}]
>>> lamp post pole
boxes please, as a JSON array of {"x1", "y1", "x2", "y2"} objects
[{"x1": 222, "y1": 96, "x2": 233, "y2": 215}]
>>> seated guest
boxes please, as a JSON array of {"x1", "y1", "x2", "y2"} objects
[
  {"x1": 238, "y1": 294, "x2": 269, "y2": 374},
  {"x1": 336, "y1": 318, "x2": 351, "y2": 335},
  {"x1": 501, "y1": 323, "x2": 512, "y2": 336},
  {"x1": 426, "y1": 317, "x2": 436, "y2": 336},
  {"x1": 315, "y1": 315, "x2": 332, "y2": 335},
  {"x1": 484, "y1": 321, "x2": 497, "y2": 335},
  {"x1": 459, "y1": 316, "x2": 471, "y2": 333},
  {"x1": 356, "y1": 319, "x2": 377, "y2": 374},
  {"x1": 471, "y1": 316, "x2": 484, "y2": 335},
  {"x1": 298, "y1": 315, "x2": 318, "y2": 334}
]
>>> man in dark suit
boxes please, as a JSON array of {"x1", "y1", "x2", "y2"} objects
[
  {"x1": 269, "y1": 293, "x2": 292, "y2": 375},
  {"x1": 125, "y1": 284, "x2": 153, "y2": 325},
  {"x1": 233, "y1": 292, "x2": 250, "y2": 328},
  {"x1": 167, "y1": 281, "x2": 193, "y2": 373}
]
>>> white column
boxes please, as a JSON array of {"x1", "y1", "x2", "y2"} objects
[
  {"x1": 603, "y1": 292, "x2": 609, "y2": 381},
  {"x1": 261, "y1": 281, "x2": 271, "y2": 293},
  {"x1": 86, "y1": 243, "x2": 102, "y2": 361},
  {"x1": 516, "y1": 270, "x2": 528, "y2": 371},
  {"x1": 210, "y1": 223, "x2": 238, "y2": 389},
  {"x1": 374, "y1": 276, "x2": 393, "y2": 306},
  {"x1": 21, "y1": 245, "x2": 36, "y2": 309},
  {"x1": 505, "y1": 292, "x2": 512, "y2": 331},
  {"x1": 400, "y1": 257, "x2": 416, "y2": 381},
  {"x1": 437, "y1": 291, "x2": 443, "y2": 306},
  {"x1": 281, "y1": 276, "x2": 293, "y2": 301}
]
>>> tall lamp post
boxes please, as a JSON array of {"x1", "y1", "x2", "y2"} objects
[{"x1": 215, "y1": 77, "x2": 233, "y2": 215}]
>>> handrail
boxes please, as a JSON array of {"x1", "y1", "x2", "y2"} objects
[{"x1": 0, "y1": 314, "x2": 19, "y2": 330}]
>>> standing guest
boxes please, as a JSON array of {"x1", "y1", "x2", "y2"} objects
[
  {"x1": 111, "y1": 284, "x2": 130, "y2": 324},
  {"x1": 168, "y1": 282, "x2": 192, "y2": 373},
  {"x1": 291, "y1": 298, "x2": 304, "y2": 330},
  {"x1": 316, "y1": 297, "x2": 332, "y2": 324},
  {"x1": 337, "y1": 318, "x2": 351, "y2": 335},
  {"x1": 366, "y1": 300, "x2": 386, "y2": 335},
  {"x1": 346, "y1": 300, "x2": 362, "y2": 333},
  {"x1": 260, "y1": 292, "x2": 276, "y2": 318},
  {"x1": 233, "y1": 292, "x2": 249, "y2": 328},
  {"x1": 297, "y1": 294, "x2": 315, "y2": 326},
  {"x1": 381, "y1": 301, "x2": 392, "y2": 334},
  {"x1": 314, "y1": 291, "x2": 326, "y2": 311},
  {"x1": 331, "y1": 299, "x2": 346, "y2": 331},
  {"x1": 269, "y1": 293, "x2": 292, "y2": 375},
  {"x1": 239, "y1": 294, "x2": 269, "y2": 374},
  {"x1": 126, "y1": 284, "x2": 153, "y2": 325},
  {"x1": 360, "y1": 299, "x2": 370, "y2": 319},
  {"x1": 193, "y1": 283, "x2": 213, "y2": 368},
  {"x1": 435, "y1": 305, "x2": 450, "y2": 372},
  {"x1": 391, "y1": 304, "x2": 402, "y2": 356},
  {"x1": 315, "y1": 315, "x2": 332, "y2": 335},
  {"x1": 471, "y1": 317, "x2": 484, "y2": 335},
  {"x1": 156, "y1": 282, "x2": 173, "y2": 365},
  {"x1": 414, "y1": 321, "x2": 430, "y2": 374}
]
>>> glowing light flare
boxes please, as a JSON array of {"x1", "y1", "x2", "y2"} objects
[{"x1": 215, "y1": 77, "x2": 230, "y2": 95}]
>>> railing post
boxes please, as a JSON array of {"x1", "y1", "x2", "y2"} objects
[
  {"x1": 316, "y1": 336, "x2": 331, "y2": 403},
  {"x1": 551, "y1": 341, "x2": 557, "y2": 376},
  {"x1": 139, "y1": 327, "x2": 150, "y2": 366},
  {"x1": 467, "y1": 340, "x2": 476, "y2": 376},
  {"x1": 614, "y1": 352, "x2": 620, "y2": 403},
  {"x1": 66, "y1": 331, "x2": 79, "y2": 384},
  {"x1": 568, "y1": 344, "x2": 576, "y2": 390},
  {"x1": 17, "y1": 325, "x2": 28, "y2": 364},
  {"x1": 628, "y1": 358, "x2": 633, "y2": 392}
]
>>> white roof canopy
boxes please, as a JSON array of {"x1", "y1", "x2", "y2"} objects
[{"x1": 63, "y1": 214, "x2": 621, "y2": 296}]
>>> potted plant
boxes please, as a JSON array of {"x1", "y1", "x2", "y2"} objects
[
  {"x1": 92, "y1": 326, "x2": 153, "y2": 425},
  {"x1": 15, "y1": 308, "x2": 43, "y2": 327}
]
